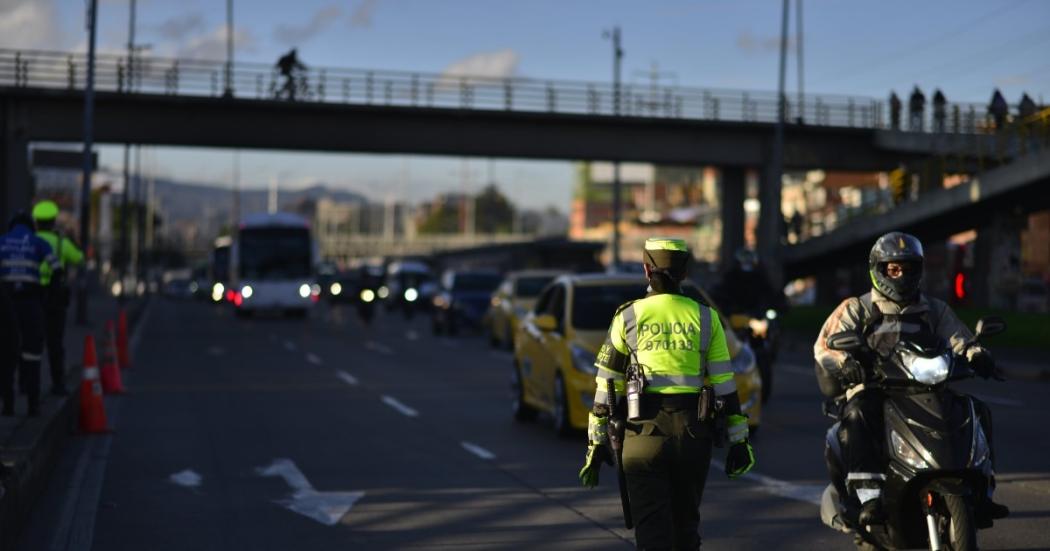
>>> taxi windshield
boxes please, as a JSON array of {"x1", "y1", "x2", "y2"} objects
[
  {"x1": 516, "y1": 276, "x2": 556, "y2": 298},
  {"x1": 572, "y1": 283, "x2": 647, "y2": 330}
]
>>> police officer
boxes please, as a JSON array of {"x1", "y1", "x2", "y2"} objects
[
  {"x1": 1, "y1": 212, "x2": 60, "y2": 416},
  {"x1": 814, "y1": 231, "x2": 1009, "y2": 526},
  {"x1": 33, "y1": 200, "x2": 84, "y2": 396},
  {"x1": 579, "y1": 237, "x2": 756, "y2": 550}
]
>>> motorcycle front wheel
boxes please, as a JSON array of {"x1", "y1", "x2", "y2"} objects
[{"x1": 943, "y1": 495, "x2": 977, "y2": 551}]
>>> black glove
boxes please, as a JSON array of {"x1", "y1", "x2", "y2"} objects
[
  {"x1": 725, "y1": 440, "x2": 755, "y2": 479},
  {"x1": 839, "y1": 357, "x2": 866, "y2": 386},
  {"x1": 970, "y1": 351, "x2": 1003, "y2": 381}
]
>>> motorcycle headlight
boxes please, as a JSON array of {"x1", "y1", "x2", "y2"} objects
[
  {"x1": 570, "y1": 344, "x2": 598, "y2": 375},
  {"x1": 730, "y1": 343, "x2": 756, "y2": 374},
  {"x1": 890, "y1": 429, "x2": 930, "y2": 470},
  {"x1": 902, "y1": 351, "x2": 951, "y2": 385}
]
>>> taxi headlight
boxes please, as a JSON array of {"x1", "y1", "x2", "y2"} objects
[
  {"x1": 299, "y1": 284, "x2": 311, "y2": 298},
  {"x1": 571, "y1": 344, "x2": 598, "y2": 375},
  {"x1": 330, "y1": 282, "x2": 342, "y2": 296},
  {"x1": 891, "y1": 429, "x2": 930, "y2": 470},
  {"x1": 730, "y1": 343, "x2": 756, "y2": 374},
  {"x1": 241, "y1": 285, "x2": 253, "y2": 299},
  {"x1": 903, "y1": 351, "x2": 950, "y2": 385}
]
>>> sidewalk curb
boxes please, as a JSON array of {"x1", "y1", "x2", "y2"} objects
[{"x1": 0, "y1": 297, "x2": 148, "y2": 551}]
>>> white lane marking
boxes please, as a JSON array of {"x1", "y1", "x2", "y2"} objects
[
  {"x1": 207, "y1": 345, "x2": 225, "y2": 356},
  {"x1": 405, "y1": 330, "x2": 420, "y2": 341},
  {"x1": 284, "y1": 340, "x2": 297, "y2": 352},
  {"x1": 710, "y1": 459, "x2": 823, "y2": 505},
  {"x1": 335, "y1": 370, "x2": 358, "y2": 386},
  {"x1": 461, "y1": 442, "x2": 496, "y2": 460},
  {"x1": 364, "y1": 341, "x2": 394, "y2": 355},
  {"x1": 971, "y1": 393, "x2": 1025, "y2": 408},
  {"x1": 169, "y1": 469, "x2": 203, "y2": 488},
  {"x1": 780, "y1": 364, "x2": 814, "y2": 377},
  {"x1": 381, "y1": 395, "x2": 419, "y2": 417},
  {"x1": 306, "y1": 353, "x2": 322, "y2": 365},
  {"x1": 256, "y1": 458, "x2": 366, "y2": 526}
]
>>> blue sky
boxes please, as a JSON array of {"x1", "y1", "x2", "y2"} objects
[{"x1": 4, "y1": 0, "x2": 1049, "y2": 209}]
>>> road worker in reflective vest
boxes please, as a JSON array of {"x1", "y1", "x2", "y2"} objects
[
  {"x1": 33, "y1": 200, "x2": 85, "y2": 396},
  {"x1": 579, "y1": 237, "x2": 755, "y2": 550}
]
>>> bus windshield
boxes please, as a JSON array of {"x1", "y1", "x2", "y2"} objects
[{"x1": 240, "y1": 227, "x2": 312, "y2": 280}]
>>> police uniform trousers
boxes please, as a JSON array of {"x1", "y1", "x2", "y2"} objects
[
  {"x1": 623, "y1": 398, "x2": 713, "y2": 551},
  {"x1": 3, "y1": 285, "x2": 45, "y2": 413},
  {"x1": 44, "y1": 286, "x2": 70, "y2": 390}
]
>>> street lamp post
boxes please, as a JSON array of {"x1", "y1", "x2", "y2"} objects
[
  {"x1": 224, "y1": 0, "x2": 234, "y2": 97},
  {"x1": 757, "y1": 0, "x2": 790, "y2": 289},
  {"x1": 605, "y1": 26, "x2": 623, "y2": 268},
  {"x1": 76, "y1": 0, "x2": 99, "y2": 324}
]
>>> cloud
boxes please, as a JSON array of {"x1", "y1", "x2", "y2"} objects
[
  {"x1": 179, "y1": 26, "x2": 256, "y2": 60},
  {"x1": 274, "y1": 5, "x2": 343, "y2": 45},
  {"x1": 438, "y1": 49, "x2": 520, "y2": 86},
  {"x1": 0, "y1": 0, "x2": 62, "y2": 49},
  {"x1": 155, "y1": 13, "x2": 206, "y2": 42},
  {"x1": 350, "y1": 0, "x2": 380, "y2": 28},
  {"x1": 736, "y1": 30, "x2": 796, "y2": 54}
]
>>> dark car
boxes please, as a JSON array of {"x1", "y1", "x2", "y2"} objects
[{"x1": 432, "y1": 270, "x2": 502, "y2": 335}]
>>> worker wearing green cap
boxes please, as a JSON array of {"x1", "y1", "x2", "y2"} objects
[{"x1": 32, "y1": 200, "x2": 84, "y2": 395}]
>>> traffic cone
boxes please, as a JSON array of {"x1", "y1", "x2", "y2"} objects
[
  {"x1": 100, "y1": 320, "x2": 126, "y2": 394},
  {"x1": 117, "y1": 309, "x2": 131, "y2": 369},
  {"x1": 79, "y1": 335, "x2": 110, "y2": 433}
]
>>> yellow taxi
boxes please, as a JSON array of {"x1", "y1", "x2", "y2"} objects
[
  {"x1": 486, "y1": 270, "x2": 564, "y2": 349},
  {"x1": 510, "y1": 273, "x2": 762, "y2": 436}
]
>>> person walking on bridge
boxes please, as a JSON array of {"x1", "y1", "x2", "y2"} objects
[
  {"x1": 1, "y1": 212, "x2": 59, "y2": 416},
  {"x1": 932, "y1": 89, "x2": 947, "y2": 133},
  {"x1": 988, "y1": 89, "x2": 1008, "y2": 130},
  {"x1": 579, "y1": 237, "x2": 755, "y2": 550},
  {"x1": 889, "y1": 91, "x2": 902, "y2": 130},
  {"x1": 908, "y1": 86, "x2": 925, "y2": 131},
  {"x1": 32, "y1": 200, "x2": 84, "y2": 396}
]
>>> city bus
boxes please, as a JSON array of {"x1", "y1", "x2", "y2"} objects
[{"x1": 228, "y1": 212, "x2": 319, "y2": 317}]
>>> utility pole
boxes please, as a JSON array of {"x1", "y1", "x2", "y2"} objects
[
  {"x1": 605, "y1": 26, "x2": 623, "y2": 268},
  {"x1": 224, "y1": 0, "x2": 234, "y2": 96},
  {"x1": 118, "y1": 0, "x2": 136, "y2": 302},
  {"x1": 75, "y1": 0, "x2": 99, "y2": 324},
  {"x1": 758, "y1": 0, "x2": 790, "y2": 289},
  {"x1": 231, "y1": 150, "x2": 240, "y2": 228},
  {"x1": 796, "y1": 0, "x2": 804, "y2": 122}
]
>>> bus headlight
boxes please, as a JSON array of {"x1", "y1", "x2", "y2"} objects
[
  {"x1": 241, "y1": 285, "x2": 253, "y2": 299},
  {"x1": 299, "y1": 284, "x2": 311, "y2": 298},
  {"x1": 330, "y1": 282, "x2": 342, "y2": 296},
  {"x1": 404, "y1": 288, "x2": 419, "y2": 302}
]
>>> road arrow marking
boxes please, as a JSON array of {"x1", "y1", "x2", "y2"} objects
[
  {"x1": 255, "y1": 458, "x2": 366, "y2": 526},
  {"x1": 461, "y1": 441, "x2": 496, "y2": 460},
  {"x1": 306, "y1": 353, "x2": 322, "y2": 365},
  {"x1": 169, "y1": 469, "x2": 203, "y2": 488},
  {"x1": 335, "y1": 370, "x2": 358, "y2": 386},
  {"x1": 381, "y1": 395, "x2": 418, "y2": 417}
]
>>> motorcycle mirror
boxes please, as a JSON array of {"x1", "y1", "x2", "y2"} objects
[
  {"x1": 975, "y1": 316, "x2": 1006, "y2": 340},
  {"x1": 825, "y1": 331, "x2": 863, "y2": 352},
  {"x1": 534, "y1": 314, "x2": 559, "y2": 333}
]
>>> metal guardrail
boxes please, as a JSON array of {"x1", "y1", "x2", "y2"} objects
[{"x1": 0, "y1": 48, "x2": 995, "y2": 133}]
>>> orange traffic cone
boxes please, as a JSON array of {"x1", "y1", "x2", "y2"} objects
[
  {"x1": 79, "y1": 335, "x2": 110, "y2": 433},
  {"x1": 101, "y1": 320, "x2": 126, "y2": 394},
  {"x1": 117, "y1": 309, "x2": 131, "y2": 369}
]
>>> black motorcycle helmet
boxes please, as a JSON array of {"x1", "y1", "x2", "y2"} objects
[
  {"x1": 869, "y1": 232, "x2": 924, "y2": 303},
  {"x1": 8, "y1": 211, "x2": 35, "y2": 232}
]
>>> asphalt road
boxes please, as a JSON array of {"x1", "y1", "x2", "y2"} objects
[{"x1": 18, "y1": 298, "x2": 1050, "y2": 550}]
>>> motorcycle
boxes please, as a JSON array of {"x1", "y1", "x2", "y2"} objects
[
  {"x1": 820, "y1": 316, "x2": 1006, "y2": 551},
  {"x1": 728, "y1": 308, "x2": 780, "y2": 404}
]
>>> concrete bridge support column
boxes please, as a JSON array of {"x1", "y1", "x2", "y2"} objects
[
  {"x1": 719, "y1": 166, "x2": 747, "y2": 270},
  {"x1": 971, "y1": 210, "x2": 1026, "y2": 309},
  {"x1": 1, "y1": 99, "x2": 32, "y2": 224}
]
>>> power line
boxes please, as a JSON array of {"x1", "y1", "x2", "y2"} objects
[{"x1": 815, "y1": 0, "x2": 1035, "y2": 82}]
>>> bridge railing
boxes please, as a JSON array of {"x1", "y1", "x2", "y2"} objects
[{"x1": 0, "y1": 48, "x2": 997, "y2": 134}]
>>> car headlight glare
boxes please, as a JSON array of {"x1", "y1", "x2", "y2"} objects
[
  {"x1": 570, "y1": 345, "x2": 598, "y2": 375},
  {"x1": 330, "y1": 282, "x2": 342, "y2": 296},
  {"x1": 211, "y1": 282, "x2": 224, "y2": 302},
  {"x1": 404, "y1": 287, "x2": 419, "y2": 302},
  {"x1": 241, "y1": 285, "x2": 253, "y2": 299},
  {"x1": 299, "y1": 284, "x2": 311, "y2": 298},
  {"x1": 765, "y1": 309, "x2": 778, "y2": 320},
  {"x1": 377, "y1": 286, "x2": 390, "y2": 299},
  {"x1": 891, "y1": 429, "x2": 930, "y2": 470},
  {"x1": 360, "y1": 289, "x2": 375, "y2": 303}
]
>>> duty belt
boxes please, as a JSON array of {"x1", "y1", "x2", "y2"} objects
[{"x1": 642, "y1": 393, "x2": 699, "y2": 409}]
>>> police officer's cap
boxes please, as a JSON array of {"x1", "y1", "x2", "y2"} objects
[
  {"x1": 32, "y1": 200, "x2": 59, "y2": 222},
  {"x1": 643, "y1": 237, "x2": 690, "y2": 274}
]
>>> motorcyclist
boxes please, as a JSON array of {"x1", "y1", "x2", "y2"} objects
[
  {"x1": 711, "y1": 247, "x2": 786, "y2": 316},
  {"x1": 814, "y1": 231, "x2": 1009, "y2": 526}
]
